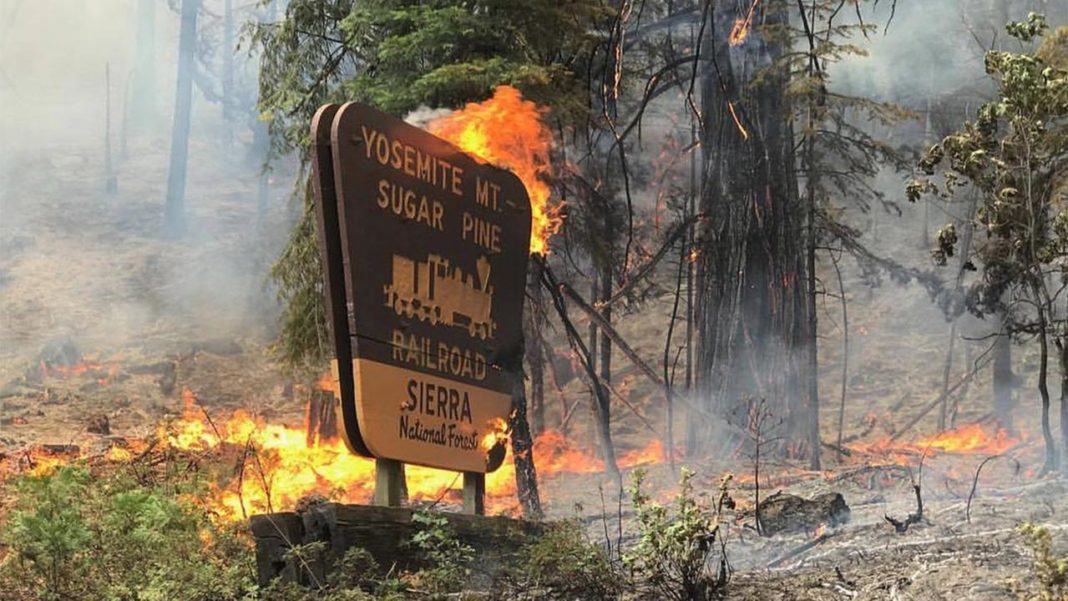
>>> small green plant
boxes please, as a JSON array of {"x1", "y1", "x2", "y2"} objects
[
  {"x1": 1021, "y1": 524, "x2": 1068, "y2": 601},
  {"x1": 496, "y1": 521, "x2": 622, "y2": 600},
  {"x1": 3, "y1": 466, "x2": 92, "y2": 600},
  {"x1": 622, "y1": 468, "x2": 730, "y2": 601},
  {"x1": 407, "y1": 510, "x2": 475, "y2": 597}
]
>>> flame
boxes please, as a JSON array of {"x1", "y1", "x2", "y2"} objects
[
  {"x1": 729, "y1": 0, "x2": 761, "y2": 47},
  {"x1": 40, "y1": 360, "x2": 121, "y2": 386},
  {"x1": 846, "y1": 422, "x2": 1022, "y2": 461},
  {"x1": 727, "y1": 102, "x2": 749, "y2": 140},
  {"x1": 480, "y1": 417, "x2": 510, "y2": 452},
  {"x1": 428, "y1": 85, "x2": 561, "y2": 255},
  {"x1": 912, "y1": 422, "x2": 1019, "y2": 455},
  {"x1": 0, "y1": 386, "x2": 669, "y2": 521}
]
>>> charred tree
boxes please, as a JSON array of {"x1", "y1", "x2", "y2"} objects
[
  {"x1": 164, "y1": 0, "x2": 199, "y2": 238},
  {"x1": 692, "y1": 0, "x2": 808, "y2": 455},
  {"x1": 509, "y1": 366, "x2": 542, "y2": 518},
  {"x1": 525, "y1": 261, "x2": 547, "y2": 435}
]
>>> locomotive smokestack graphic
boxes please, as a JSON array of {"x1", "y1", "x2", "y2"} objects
[{"x1": 383, "y1": 253, "x2": 497, "y2": 340}]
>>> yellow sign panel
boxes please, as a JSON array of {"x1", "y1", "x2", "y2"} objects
[{"x1": 352, "y1": 359, "x2": 510, "y2": 473}]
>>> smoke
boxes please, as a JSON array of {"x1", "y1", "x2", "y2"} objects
[
  {"x1": 0, "y1": 2, "x2": 294, "y2": 377},
  {"x1": 403, "y1": 105, "x2": 454, "y2": 129}
]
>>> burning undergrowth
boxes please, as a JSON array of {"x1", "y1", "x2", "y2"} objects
[
  {"x1": 0, "y1": 385, "x2": 668, "y2": 522},
  {"x1": 0, "y1": 371, "x2": 1042, "y2": 526}
]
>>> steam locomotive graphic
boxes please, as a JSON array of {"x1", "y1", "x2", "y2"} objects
[{"x1": 383, "y1": 253, "x2": 497, "y2": 340}]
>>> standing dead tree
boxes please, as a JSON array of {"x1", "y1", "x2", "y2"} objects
[{"x1": 164, "y1": 0, "x2": 200, "y2": 238}]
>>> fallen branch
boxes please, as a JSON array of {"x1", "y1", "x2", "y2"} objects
[
  {"x1": 889, "y1": 354, "x2": 992, "y2": 442},
  {"x1": 767, "y1": 531, "x2": 839, "y2": 568},
  {"x1": 965, "y1": 454, "x2": 1019, "y2": 524},
  {"x1": 885, "y1": 449, "x2": 929, "y2": 533},
  {"x1": 884, "y1": 483, "x2": 924, "y2": 533}
]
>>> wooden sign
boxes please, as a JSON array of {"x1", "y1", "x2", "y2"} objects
[{"x1": 311, "y1": 102, "x2": 531, "y2": 474}]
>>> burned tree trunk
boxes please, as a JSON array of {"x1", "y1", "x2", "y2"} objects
[
  {"x1": 541, "y1": 262, "x2": 620, "y2": 478},
  {"x1": 510, "y1": 369, "x2": 542, "y2": 517},
  {"x1": 525, "y1": 261, "x2": 547, "y2": 435},
  {"x1": 164, "y1": 0, "x2": 199, "y2": 238},
  {"x1": 692, "y1": 0, "x2": 808, "y2": 455}
]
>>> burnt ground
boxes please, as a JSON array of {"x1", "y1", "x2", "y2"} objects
[{"x1": 2, "y1": 121, "x2": 1067, "y2": 599}]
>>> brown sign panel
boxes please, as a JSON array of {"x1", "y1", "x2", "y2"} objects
[
  {"x1": 309, "y1": 104, "x2": 371, "y2": 457},
  {"x1": 327, "y1": 102, "x2": 531, "y2": 473}
]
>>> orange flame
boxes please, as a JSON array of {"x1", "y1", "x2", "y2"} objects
[
  {"x1": 40, "y1": 360, "x2": 121, "y2": 386},
  {"x1": 2, "y1": 385, "x2": 668, "y2": 521},
  {"x1": 428, "y1": 85, "x2": 561, "y2": 255},
  {"x1": 846, "y1": 422, "x2": 1021, "y2": 462},
  {"x1": 727, "y1": 101, "x2": 749, "y2": 140},
  {"x1": 911, "y1": 423, "x2": 1020, "y2": 455},
  {"x1": 729, "y1": 0, "x2": 761, "y2": 47}
]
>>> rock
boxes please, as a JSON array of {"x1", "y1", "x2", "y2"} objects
[
  {"x1": 87, "y1": 414, "x2": 110, "y2": 435},
  {"x1": 757, "y1": 491, "x2": 850, "y2": 536}
]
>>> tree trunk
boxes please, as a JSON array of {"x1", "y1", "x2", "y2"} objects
[
  {"x1": 992, "y1": 314, "x2": 1016, "y2": 432},
  {"x1": 600, "y1": 260, "x2": 612, "y2": 389},
  {"x1": 540, "y1": 262, "x2": 619, "y2": 478},
  {"x1": 526, "y1": 262, "x2": 546, "y2": 435},
  {"x1": 1059, "y1": 336, "x2": 1068, "y2": 474},
  {"x1": 1033, "y1": 282, "x2": 1058, "y2": 473},
  {"x1": 222, "y1": 0, "x2": 235, "y2": 146},
  {"x1": 509, "y1": 369, "x2": 542, "y2": 517},
  {"x1": 165, "y1": 0, "x2": 199, "y2": 238},
  {"x1": 254, "y1": 0, "x2": 276, "y2": 216},
  {"x1": 130, "y1": 0, "x2": 156, "y2": 130},
  {"x1": 693, "y1": 0, "x2": 806, "y2": 454}
]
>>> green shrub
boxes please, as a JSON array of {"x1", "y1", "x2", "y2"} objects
[
  {"x1": 1021, "y1": 523, "x2": 1068, "y2": 601},
  {"x1": 407, "y1": 510, "x2": 475, "y2": 597},
  {"x1": 496, "y1": 520, "x2": 622, "y2": 600},
  {"x1": 622, "y1": 468, "x2": 729, "y2": 601},
  {"x1": 0, "y1": 465, "x2": 254, "y2": 601}
]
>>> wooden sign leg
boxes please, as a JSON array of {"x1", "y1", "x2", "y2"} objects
[
  {"x1": 462, "y1": 472, "x2": 485, "y2": 515},
  {"x1": 374, "y1": 458, "x2": 404, "y2": 507}
]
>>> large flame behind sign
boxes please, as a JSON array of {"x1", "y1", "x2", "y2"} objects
[{"x1": 428, "y1": 86, "x2": 560, "y2": 256}]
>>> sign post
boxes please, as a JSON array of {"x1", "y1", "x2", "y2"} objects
[{"x1": 311, "y1": 102, "x2": 532, "y2": 514}]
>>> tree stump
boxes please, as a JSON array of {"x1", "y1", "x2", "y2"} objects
[
  {"x1": 249, "y1": 503, "x2": 542, "y2": 588},
  {"x1": 757, "y1": 491, "x2": 850, "y2": 536}
]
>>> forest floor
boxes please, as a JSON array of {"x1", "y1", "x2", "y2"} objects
[{"x1": 1, "y1": 128, "x2": 1066, "y2": 600}]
